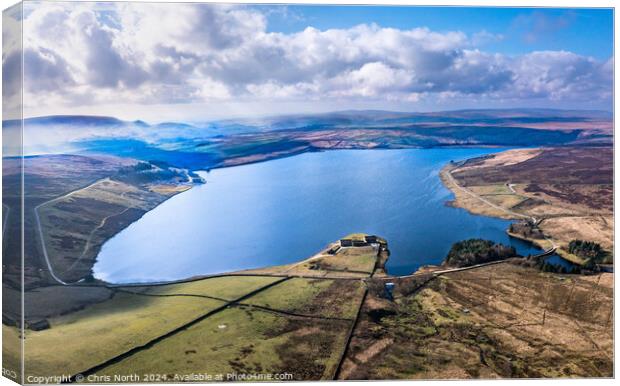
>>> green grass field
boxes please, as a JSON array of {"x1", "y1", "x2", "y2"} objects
[
  {"x1": 95, "y1": 307, "x2": 350, "y2": 381},
  {"x1": 468, "y1": 184, "x2": 514, "y2": 195},
  {"x1": 24, "y1": 292, "x2": 224, "y2": 377},
  {"x1": 126, "y1": 276, "x2": 281, "y2": 300},
  {"x1": 318, "y1": 248, "x2": 377, "y2": 273},
  {"x1": 20, "y1": 274, "x2": 366, "y2": 379},
  {"x1": 245, "y1": 278, "x2": 365, "y2": 319},
  {"x1": 18, "y1": 238, "x2": 379, "y2": 381},
  {"x1": 240, "y1": 235, "x2": 380, "y2": 278},
  {"x1": 482, "y1": 194, "x2": 527, "y2": 209}
]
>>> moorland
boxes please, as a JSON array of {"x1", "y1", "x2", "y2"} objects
[
  {"x1": 1, "y1": 108, "x2": 613, "y2": 381},
  {"x1": 442, "y1": 147, "x2": 613, "y2": 266}
]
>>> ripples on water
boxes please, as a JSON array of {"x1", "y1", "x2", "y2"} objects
[{"x1": 94, "y1": 148, "x2": 541, "y2": 283}]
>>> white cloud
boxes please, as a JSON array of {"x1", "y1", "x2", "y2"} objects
[
  {"x1": 510, "y1": 51, "x2": 613, "y2": 101},
  {"x1": 7, "y1": 2, "x2": 612, "y2": 118},
  {"x1": 329, "y1": 62, "x2": 415, "y2": 97},
  {"x1": 3, "y1": 6, "x2": 23, "y2": 118}
]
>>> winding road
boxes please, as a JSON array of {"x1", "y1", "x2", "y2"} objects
[
  {"x1": 34, "y1": 178, "x2": 112, "y2": 285},
  {"x1": 63, "y1": 192, "x2": 131, "y2": 274},
  {"x1": 446, "y1": 167, "x2": 557, "y2": 250},
  {"x1": 445, "y1": 168, "x2": 533, "y2": 222}
]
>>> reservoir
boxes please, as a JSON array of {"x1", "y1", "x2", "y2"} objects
[{"x1": 93, "y1": 148, "x2": 541, "y2": 283}]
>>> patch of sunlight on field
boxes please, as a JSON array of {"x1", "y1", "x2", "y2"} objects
[
  {"x1": 543, "y1": 215, "x2": 614, "y2": 253},
  {"x1": 239, "y1": 263, "x2": 369, "y2": 278},
  {"x1": 245, "y1": 278, "x2": 365, "y2": 319},
  {"x1": 468, "y1": 184, "x2": 513, "y2": 195},
  {"x1": 439, "y1": 168, "x2": 517, "y2": 220},
  {"x1": 319, "y1": 248, "x2": 377, "y2": 273},
  {"x1": 96, "y1": 307, "x2": 350, "y2": 381},
  {"x1": 24, "y1": 292, "x2": 224, "y2": 377},
  {"x1": 416, "y1": 287, "x2": 468, "y2": 327},
  {"x1": 128, "y1": 276, "x2": 281, "y2": 300},
  {"x1": 482, "y1": 194, "x2": 527, "y2": 209}
]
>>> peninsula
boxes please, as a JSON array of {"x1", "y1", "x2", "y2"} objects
[{"x1": 440, "y1": 147, "x2": 613, "y2": 269}]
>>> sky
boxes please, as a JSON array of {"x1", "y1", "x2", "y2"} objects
[
  {"x1": 262, "y1": 6, "x2": 613, "y2": 60},
  {"x1": 3, "y1": 2, "x2": 614, "y2": 122}
]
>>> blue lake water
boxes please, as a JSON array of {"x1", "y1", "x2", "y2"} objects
[
  {"x1": 544, "y1": 254, "x2": 580, "y2": 272},
  {"x1": 93, "y1": 148, "x2": 542, "y2": 283}
]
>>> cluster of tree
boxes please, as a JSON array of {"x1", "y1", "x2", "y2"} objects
[
  {"x1": 509, "y1": 221, "x2": 544, "y2": 239},
  {"x1": 536, "y1": 240, "x2": 608, "y2": 274},
  {"x1": 512, "y1": 249, "x2": 591, "y2": 275},
  {"x1": 568, "y1": 239, "x2": 605, "y2": 261},
  {"x1": 444, "y1": 239, "x2": 516, "y2": 268},
  {"x1": 114, "y1": 161, "x2": 190, "y2": 185},
  {"x1": 539, "y1": 261, "x2": 581, "y2": 274}
]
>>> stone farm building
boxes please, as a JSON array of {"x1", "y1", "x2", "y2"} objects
[{"x1": 340, "y1": 235, "x2": 380, "y2": 248}]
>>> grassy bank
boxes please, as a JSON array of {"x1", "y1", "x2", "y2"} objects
[{"x1": 13, "y1": 235, "x2": 384, "y2": 381}]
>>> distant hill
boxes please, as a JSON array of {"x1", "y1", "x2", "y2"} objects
[
  {"x1": 3, "y1": 109, "x2": 611, "y2": 167},
  {"x1": 207, "y1": 108, "x2": 613, "y2": 133},
  {"x1": 423, "y1": 108, "x2": 612, "y2": 119},
  {"x1": 3, "y1": 115, "x2": 125, "y2": 128},
  {"x1": 7, "y1": 108, "x2": 611, "y2": 133},
  {"x1": 7, "y1": 115, "x2": 209, "y2": 130}
]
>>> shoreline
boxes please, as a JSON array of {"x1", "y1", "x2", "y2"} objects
[
  {"x1": 86, "y1": 183, "x2": 195, "y2": 285},
  {"x1": 91, "y1": 147, "x2": 504, "y2": 286},
  {"x1": 438, "y1": 152, "x2": 599, "y2": 269},
  {"x1": 41, "y1": 179, "x2": 196, "y2": 286},
  {"x1": 204, "y1": 143, "x2": 514, "y2": 173},
  {"x1": 100, "y1": 234, "x2": 390, "y2": 288},
  {"x1": 88, "y1": 146, "x2": 540, "y2": 286},
  {"x1": 439, "y1": 163, "x2": 523, "y2": 221},
  {"x1": 438, "y1": 161, "x2": 548, "y2": 250}
]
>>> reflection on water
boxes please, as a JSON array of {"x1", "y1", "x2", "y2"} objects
[
  {"x1": 94, "y1": 148, "x2": 541, "y2": 283},
  {"x1": 544, "y1": 254, "x2": 581, "y2": 272}
]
